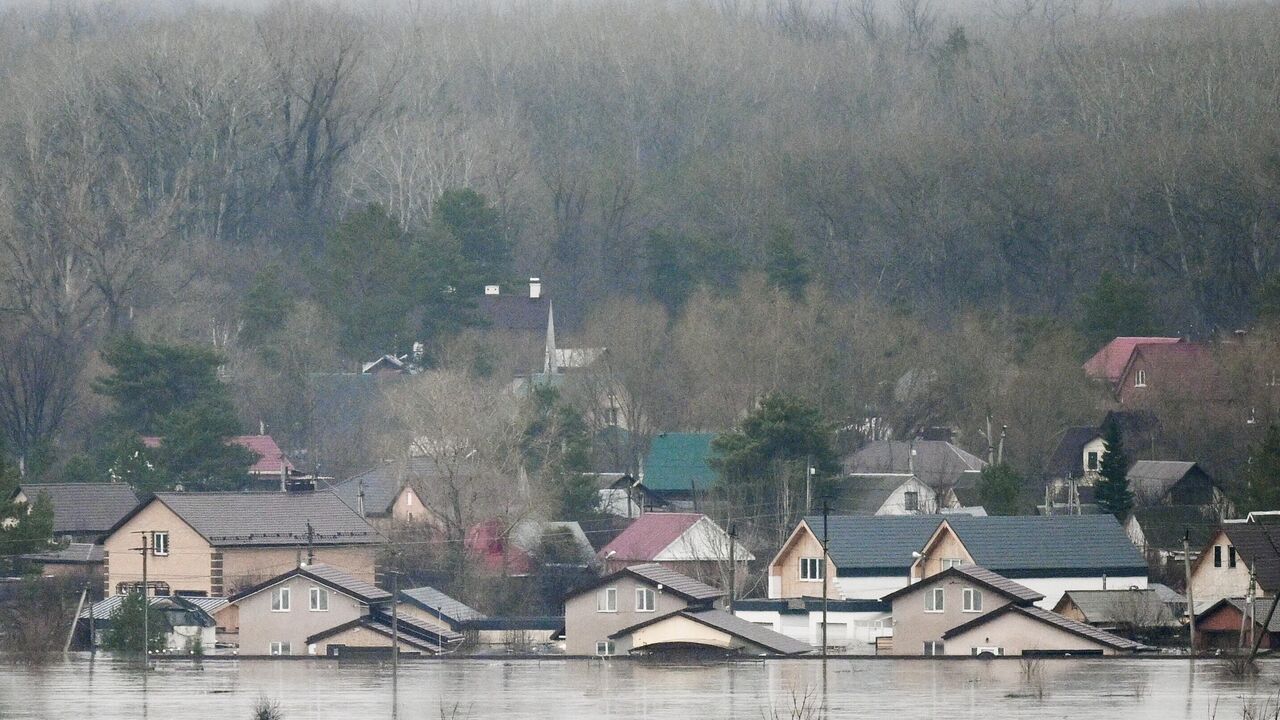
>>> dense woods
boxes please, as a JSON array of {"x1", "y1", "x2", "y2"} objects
[{"x1": 1, "y1": 0, "x2": 1279, "y2": 497}]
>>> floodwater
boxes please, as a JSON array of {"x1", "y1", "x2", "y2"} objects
[{"x1": 1, "y1": 656, "x2": 1279, "y2": 719}]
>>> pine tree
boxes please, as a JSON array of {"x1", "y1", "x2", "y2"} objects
[
  {"x1": 1245, "y1": 424, "x2": 1280, "y2": 512},
  {"x1": 1096, "y1": 419, "x2": 1133, "y2": 519}
]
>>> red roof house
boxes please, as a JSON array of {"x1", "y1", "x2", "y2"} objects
[
  {"x1": 141, "y1": 434, "x2": 293, "y2": 477},
  {"x1": 1114, "y1": 343, "x2": 1225, "y2": 406},
  {"x1": 1083, "y1": 337, "x2": 1182, "y2": 385},
  {"x1": 596, "y1": 512, "x2": 754, "y2": 582}
]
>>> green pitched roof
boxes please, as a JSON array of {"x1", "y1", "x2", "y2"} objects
[{"x1": 642, "y1": 432, "x2": 718, "y2": 493}]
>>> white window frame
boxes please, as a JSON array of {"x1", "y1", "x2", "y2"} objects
[
  {"x1": 1135, "y1": 369, "x2": 1147, "y2": 388},
  {"x1": 270, "y1": 641, "x2": 291, "y2": 656},
  {"x1": 963, "y1": 587, "x2": 983, "y2": 613},
  {"x1": 1086, "y1": 451, "x2": 1099, "y2": 471},
  {"x1": 800, "y1": 557, "x2": 824, "y2": 581},
  {"x1": 597, "y1": 587, "x2": 618, "y2": 613},
  {"x1": 925, "y1": 587, "x2": 945, "y2": 613},
  {"x1": 272, "y1": 587, "x2": 291, "y2": 612},
  {"x1": 903, "y1": 491, "x2": 920, "y2": 512},
  {"x1": 152, "y1": 531, "x2": 169, "y2": 556},
  {"x1": 636, "y1": 587, "x2": 656, "y2": 612},
  {"x1": 595, "y1": 640, "x2": 615, "y2": 656},
  {"x1": 309, "y1": 586, "x2": 329, "y2": 611},
  {"x1": 940, "y1": 558, "x2": 963, "y2": 570},
  {"x1": 924, "y1": 641, "x2": 944, "y2": 656}
]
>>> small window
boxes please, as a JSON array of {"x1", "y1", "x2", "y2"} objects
[
  {"x1": 800, "y1": 557, "x2": 824, "y2": 581},
  {"x1": 636, "y1": 587, "x2": 656, "y2": 612},
  {"x1": 1214, "y1": 546, "x2": 1223, "y2": 568},
  {"x1": 152, "y1": 532, "x2": 169, "y2": 556},
  {"x1": 925, "y1": 587, "x2": 945, "y2": 613},
  {"x1": 1086, "y1": 452, "x2": 1099, "y2": 471},
  {"x1": 903, "y1": 491, "x2": 920, "y2": 512},
  {"x1": 309, "y1": 587, "x2": 329, "y2": 611},
  {"x1": 1229, "y1": 546, "x2": 1237, "y2": 568},
  {"x1": 270, "y1": 641, "x2": 291, "y2": 656},
  {"x1": 924, "y1": 641, "x2": 945, "y2": 656},
  {"x1": 941, "y1": 558, "x2": 963, "y2": 570},
  {"x1": 595, "y1": 641, "x2": 615, "y2": 656},
  {"x1": 406, "y1": 493, "x2": 413, "y2": 506},
  {"x1": 272, "y1": 587, "x2": 291, "y2": 612},
  {"x1": 963, "y1": 588, "x2": 983, "y2": 613},
  {"x1": 597, "y1": 587, "x2": 617, "y2": 612},
  {"x1": 1135, "y1": 369, "x2": 1147, "y2": 388}
]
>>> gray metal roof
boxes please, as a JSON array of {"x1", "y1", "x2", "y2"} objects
[
  {"x1": 679, "y1": 608, "x2": 813, "y2": 654},
  {"x1": 882, "y1": 565, "x2": 1043, "y2": 604},
  {"x1": 15, "y1": 483, "x2": 139, "y2": 536},
  {"x1": 943, "y1": 604, "x2": 1143, "y2": 650},
  {"x1": 624, "y1": 563, "x2": 723, "y2": 602},
  {"x1": 828, "y1": 474, "x2": 916, "y2": 514},
  {"x1": 511, "y1": 520, "x2": 595, "y2": 563},
  {"x1": 303, "y1": 563, "x2": 391, "y2": 602},
  {"x1": 21, "y1": 542, "x2": 103, "y2": 564},
  {"x1": 400, "y1": 586, "x2": 487, "y2": 623},
  {"x1": 1127, "y1": 461, "x2": 1200, "y2": 502},
  {"x1": 79, "y1": 595, "x2": 228, "y2": 620},
  {"x1": 805, "y1": 514, "x2": 1148, "y2": 577},
  {"x1": 1056, "y1": 589, "x2": 1178, "y2": 625},
  {"x1": 841, "y1": 440, "x2": 986, "y2": 491},
  {"x1": 144, "y1": 491, "x2": 381, "y2": 547}
]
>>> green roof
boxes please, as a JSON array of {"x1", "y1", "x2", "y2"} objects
[{"x1": 642, "y1": 432, "x2": 718, "y2": 493}]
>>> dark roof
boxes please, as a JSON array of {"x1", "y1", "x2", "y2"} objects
[
  {"x1": 20, "y1": 542, "x2": 103, "y2": 565},
  {"x1": 112, "y1": 491, "x2": 381, "y2": 547},
  {"x1": 1102, "y1": 410, "x2": 1162, "y2": 439},
  {"x1": 400, "y1": 586, "x2": 487, "y2": 625},
  {"x1": 881, "y1": 565, "x2": 1043, "y2": 604},
  {"x1": 1055, "y1": 589, "x2": 1178, "y2": 625},
  {"x1": 229, "y1": 563, "x2": 391, "y2": 604},
  {"x1": 1202, "y1": 597, "x2": 1280, "y2": 633},
  {"x1": 80, "y1": 595, "x2": 228, "y2": 620},
  {"x1": 1217, "y1": 525, "x2": 1280, "y2": 591},
  {"x1": 841, "y1": 441, "x2": 985, "y2": 491},
  {"x1": 329, "y1": 459, "x2": 420, "y2": 516},
  {"x1": 610, "y1": 607, "x2": 811, "y2": 655},
  {"x1": 1127, "y1": 461, "x2": 1205, "y2": 504},
  {"x1": 642, "y1": 433, "x2": 718, "y2": 493},
  {"x1": 571, "y1": 562, "x2": 724, "y2": 604},
  {"x1": 828, "y1": 474, "x2": 918, "y2": 514},
  {"x1": 733, "y1": 598, "x2": 890, "y2": 614},
  {"x1": 476, "y1": 293, "x2": 549, "y2": 332},
  {"x1": 1046, "y1": 426, "x2": 1097, "y2": 479},
  {"x1": 804, "y1": 514, "x2": 1147, "y2": 578},
  {"x1": 306, "y1": 614, "x2": 460, "y2": 653},
  {"x1": 1129, "y1": 505, "x2": 1218, "y2": 551},
  {"x1": 942, "y1": 604, "x2": 1143, "y2": 650},
  {"x1": 14, "y1": 483, "x2": 139, "y2": 536},
  {"x1": 458, "y1": 616, "x2": 564, "y2": 631}
]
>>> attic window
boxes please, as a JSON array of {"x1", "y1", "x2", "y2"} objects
[
  {"x1": 1086, "y1": 452, "x2": 1099, "y2": 471},
  {"x1": 1135, "y1": 370, "x2": 1148, "y2": 388},
  {"x1": 1229, "y1": 546, "x2": 1237, "y2": 568},
  {"x1": 800, "y1": 557, "x2": 824, "y2": 581},
  {"x1": 904, "y1": 491, "x2": 920, "y2": 512}
]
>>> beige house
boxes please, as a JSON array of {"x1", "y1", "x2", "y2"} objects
[
  {"x1": 230, "y1": 563, "x2": 462, "y2": 656},
  {"x1": 102, "y1": 491, "x2": 382, "y2": 598},
  {"x1": 1189, "y1": 524, "x2": 1280, "y2": 607},
  {"x1": 942, "y1": 604, "x2": 1142, "y2": 656},
  {"x1": 329, "y1": 459, "x2": 442, "y2": 528}
]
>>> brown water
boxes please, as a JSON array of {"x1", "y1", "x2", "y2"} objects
[{"x1": 0, "y1": 656, "x2": 1278, "y2": 719}]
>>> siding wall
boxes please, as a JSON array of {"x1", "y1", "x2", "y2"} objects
[
  {"x1": 890, "y1": 578, "x2": 1011, "y2": 656},
  {"x1": 944, "y1": 611, "x2": 1126, "y2": 656},
  {"x1": 768, "y1": 526, "x2": 840, "y2": 600},
  {"x1": 564, "y1": 575, "x2": 691, "y2": 655},
  {"x1": 235, "y1": 574, "x2": 367, "y2": 655},
  {"x1": 1189, "y1": 532, "x2": 1257, "y2": 606}
]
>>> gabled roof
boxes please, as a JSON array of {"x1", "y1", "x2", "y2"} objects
[
  {"x1": 1126, "y1": 461, "x2": 1204, "y2": 503},
  {"x1": 306, "y1": 613, "x2": 463, "y2": 653},
  {"x1": 476, "y1": 294, "x2": 549, "y2": 332},
  {"x1": 881, "y1": 565, "x2": 1043, "y2": 605},
  {"x1": 642, "y1": 433, "x2": 718, "y2": 493},
  {"x1": 328, "y1": 460, "x2": 420, "y2": 516},
  {"x1": 1204, "y1": 525, "x2": 1280, "y2": 591},
  {"x1": 828, "y1": 474, "x2": 922, "y2": 514},
  {"x1": 597, "y1": 512, "x2": 752, "y2": 562},
  {"x1": 20, "y1": 542, "x2": 103, "y2": 565},
  {"x1": 400, "y1": 586, "x2": 486, "y2": 625},
  {"x1": 803, "y1": 514, "x2": 1147, "y2": 578},
  {"x1": 572, "y1": 562, "x2": 724, "y2": 604},
  {"x1": 13, "y1": 483, "x2": 139, "y2": 536},
  {"x1": 1129, "y1": 505, "x2": 1217, "y2": 551},
  {"x1": 1084, "y1": 337, "x2": 1182, "y2": 383},
  {"x1": 1200, "y1": 597, "x2": 1280, "y2": 633},
  {"x1": 229, "y1": 562, "x2": 391, "y2": 604},
  {"x1": 109, "y1": 491, "x2": 381, "y2": 548},
  {"x1": 942, "y1": 603, "x2": 1143, "y2": 650},
  {"x1": 80, "y1": 595, "x2": 229, "y2": 620},
  {"x1": 1055, "y1": 589, "x2": 1178, "y2": 626},
  {"x1": 841, "y1": 440, "x2": 986, "y2": 491},
  {"x1": 511, "y1": 520, "x2": 596, "y2": 564},
  {"x1": 610, "y1": 607, "x2": 811, "y2": 655},
  {"x1": 1120, "y1": 343, "x2": 1225, "y2": 399},
  {"x1": 1046, "y1": 426, "x2": 1098, "y2": 479},
  {"x1": 362, "y1": 354, "x2": 408, "y2": 374}
]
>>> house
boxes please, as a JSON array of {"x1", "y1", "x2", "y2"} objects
[
  {"x1": 361, "y1": 354, "x2": 411, "y2": 375},
  {"x1": 102, "y1": 491, "x2": 382, "y2": 598},
  {"x1": 78, "y1": 595, "x2": 224, "y2": 654},
  {"x1": 458, "y1": 616, "x2": 565, "y2": 654},
  {"x1": 477, "y1": 278, "x2": 557, "y2": 375},
  {"x1": 141, "y1": 434, "x2": 295, "y2": 484},
  {"x1": 841, "y1": 440, "x2": 986, "y2": 509},
  {"x1": 19, "y1": 542, "x2": 104, "y2": 580},
  {"x1": 10, "y1": 483, "x2": 139, "y2": 543},
  {"x1": 1125, "y1": 505, "x2": 1218, "y2": 566},
  {"x1": 941, "y1": 603, "x2": 1143, "y2": 656},
  {"x1": 466, "y1": 519, "x2": 595, "y2": 576},
  {"x1": 595, "y1": 512, "x2": 753, "y2": 586},
  {"x1": 1194, "y1": 597, "x2": 1280, "y2": 651},
  {"x1": 1084, "y1": 337, "x2": 1183, "y2": 385},
  {"x1": 1043, "y1": 410, "x2": 1164, "y2": 510},
  {"x1": 328, "y1": 459, "x2": 437, "y2": 527},
  {"x1": 824, "y1": 473, "x2": 953, "y2": 515},
  {"x1": 563, "y1": 563, "x2": 808, "y2": 656},
  {"x1": 639, "y1": 432, "x2": 718, "y2": 504},
  {"x1": 1053, "y1": 589, "x2": 1181, "y2": 635},
  {"x1": 1114, "y1": 342, "x2": 1225, "y2": 406},
  {"x1": 732, "y1": 597, "x2": 891, "y2": 653},
  {"x1": 1188, "y1": 524, "x2": 1280, "y2": 607},
  {"x1": 398, "y1": 586, "x2": 486, "y2": 633},
  {"x1": 1127, "y1": 461, "x2": 1227, "y2": 509},
  {"x1": 595, "y1": 473, "x2": 668, "y2": 518},
  {"x1": 229, "y1": 562, "x2": 461, "y2": 657},
  {"x1": 768, "y1": 515, "x2": 1147, "y2": 608}
]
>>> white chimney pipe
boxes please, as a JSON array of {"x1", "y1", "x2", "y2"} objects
[
  {"x1": 529, "y1": 278, "x2": 542, "y2": 299},
  {"x1": 484, "y1": 285, "x2": 500, "y2": 295}
]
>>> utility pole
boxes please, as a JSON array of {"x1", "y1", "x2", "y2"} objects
[
  {"x1": 821, "y1": 501, "x2": 829, "y2": 657},
  {"x1": 727, "y1": 524, "x2": 736, "y2": 612},
  {"x1": 391, "y1": 569, "x2": 400, "y2": 674},
  {"x1": 997, "y1": 425, "x2": 1007, "y2": 465},
  {"x1": 805, "y1": 456, "x2": 813, "y2": 515},
  {"x1": 65, "y1": 582, "x2": 88, "y2": 653},
  {"x1": 1183, "y1": 530, "x2": 1196, "y2": 653},
  {"x1": 132, "y1": 530, "x2": 151, "y2": 667},
  {"x1": 305, "y1": 520, "x2": 315, "y2": 566},
  {"x1": 1250, "y1": 524, "x2": 1280, "y2": 660}
]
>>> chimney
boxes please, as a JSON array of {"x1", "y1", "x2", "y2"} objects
[
  {"x1": 357, "y1": 480, "x2": 366, "y2": 517},
  {"x1": 484, "y1": 285, "x2": 500, "y2": 295},
  {"x1": 529, "y1": 277, "x2": 542, "y2": 299}
]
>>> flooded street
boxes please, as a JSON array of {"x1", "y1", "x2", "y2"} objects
[{"x1": 2, "y1": 657, "x2": 1279, "y2": 719}]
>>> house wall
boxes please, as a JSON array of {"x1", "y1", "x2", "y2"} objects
[
  {"x1": 944, "y1": 611, "x2": 1128, "y2": 656},
  {"x1": 889, "y1": 577, "x2": 1012, "y2": 656},
  {"x1": 104, "y1": 501, "x2": 213, "y2": 596},
  {"x1": 395, "y1": 603, "x2": 456, "y2": 633},
  {"x1": 1189, "y1": 532, "x2": 1257, "y2": 605},
  {"x1": 1055, "y1": 598, "x2": 1087, "y2": 623},
  {"x1": 627, "y1": 614, "x2": 734, "y2": 651},
  {"x1": 390, "y1": 486, "x2": 436, "y2": 524},
  {"x1": 222, "y1": 546, "x2": 379, "y2": 597},
  {"x1": 1080, "y1": 439, "x2": 1106, "y2": 481},
  {"x1": 235, "y1": 574, "x2": 368, "y2": 655},
  {"x1": 166, "y1": 623, "x2": 216, "y2": 654},
  {"x1": 1017, "y1": 576, "x2": 1148, "y2": 611},
  {"x1": 913, "y1": 526, "x2": 972, "y2": 580},
  {"x1": 768, "y1": 525, "x2": 840, "y2": 599},
  {"x1": 1194, "y1": 605, "x2": 1277, "y2": 650},
  {"x1": 564, "y1": 575, "x2": 691, "y2": 655},
  {"x1": 733, "y1": 609, "x2": 889, "y2": 652},
  {"x1": 311, "y1": 624, "x2": 397, "y2": 654},
  {"x1": 874, "y1": 478, "x2": 940, "y2": 515}
]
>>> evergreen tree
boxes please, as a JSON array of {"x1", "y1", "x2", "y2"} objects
[
  {"x1": 521, "y1": 386, "x2": 595, "y2": 519},
  {"x1": 239, "y1": 264, "x2": 295, "y2": 351},
  {"x1": 1245, "y1": 424, "x2": 1280, "y2": 512},
  {"x1": 434, "y1": 188, "x2": 510, "y2": 288},
  {"x1": 977, "y1": 463, "x2": 1023, "y2": 516},
  {"x1": 102, "y1": 593, "x2": 166, "y2": 655},
  {"x1": 711, "y1": 394, "x2": 839, "y2": 511},
  {"x1": 93, "y1": 334, "x2": 228, "y2": 434},
  {"x1": 764, "y1": 227, "x2": 810, "y2": 300},
  {"x1": 1079, "y1": 272, "x2": 1159, "y2": 349},
  {"x1": 0, "y1": 456, "x2": 55, "y2": 571},
  {"x1": 1096, "y1": 419, "x2": 1134, "y2": 519}
]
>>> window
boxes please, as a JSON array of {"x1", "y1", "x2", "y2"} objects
[
  {"x1": 904, "y1": 491, "x2": 920, "y2": 512},
  {"x1": 963, "y1": 588, "x2": 983, "y2": 613},
  {"x1": 800, "y1": 557, "x2": 824, "y2": 581},
  {"x1": 971, "y1": 647, "x2": 1004, "y2": 657},
  {"x1": 923, "y1": 641, "x2": 945, "y2": 656},
  {"x1": 309, "y1": 587, "x2": 329, "y2": 611},
  {"x1": 272, "y1": 587, "x2": 291, "y2": 612},
  {"x1": 152, "y1": 531, "x2": 169, "y2": 556},
  {"x1": 925, "y1": 587, "x2": 945, "y2": 613},
  {"x1": 941, "y1": 558, "x2": 964, "y2": 570},
  {"x1": 1214, "y1": 546, "x2": 1223, "y2": 568},
  {"x1": 1229, "y1": 546, "x2": 1237, "y2": 568},
  {"x1": 636, "y1": 587, "x2": 656, "y2": 612},
  {"x1": 1086, "y1": 452, "x2": 1099, "y2": 471},
  {"x1": 595, "y1": 641, "x2": 615, "y2": 656},
  {"x1": 270, "y1": 641, "x2": 291, "y2": 656},
  {"x1": 406, "y1": 493, "x2": 413, "y2": 506},
  {"x1": 1135, "y1": 369, "x2": 1147, "y2": 388},
  {"x1": 597, "y1": 587, "x2": 617, "y2": 612}
]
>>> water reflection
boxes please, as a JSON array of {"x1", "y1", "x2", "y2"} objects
[{"x1": 0, "y1": 657, "x2": 1278, "y2": 719}]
